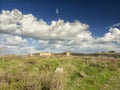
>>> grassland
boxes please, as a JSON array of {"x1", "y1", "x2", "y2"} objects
[{"x1": 0, "y1": 55, "x2": 120, "y2": 90}]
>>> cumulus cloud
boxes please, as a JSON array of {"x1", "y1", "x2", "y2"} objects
[
  {"x1": 97, "y1": 28, "x2": 120, "y2": 42},
  {"x1": 94, "y1": 28, "x2": 120, "y2": 52},
  {"x1": 0, "y1": 9, "x2": 120, "y2": 54},
  {"x1": 0, "y1": 9, "x2": 91, "y2": 41},
  {"x1": 0, "y1": 34, "x2": 38, "y2": 55}
]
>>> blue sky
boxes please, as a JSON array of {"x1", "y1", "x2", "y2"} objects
[
  {"x1": 0, "y1": 0, "x2": 120, "y2": 54},
  {"x1": 1, "y1": 0, "x2": 120, "y2": 36}
]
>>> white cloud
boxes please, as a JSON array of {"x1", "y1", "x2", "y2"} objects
[
  {"x1": 5, "y1": 35, "x2": 27, "y2": 46},
  {"x1": 97, "y1": 28, "x2": 120, "y2": 42},
  {"x1": 111, "y1": 23, "x2": 120, "y2": 28},
  {"x1": 0, "y1": 34, "x2": 38, "y2": 55},
  {"x1": 56, "y1": 8, "x2": 59, "y2": 14},
  {"x1": 0, "y1": 9, "x2": 120, "y2": 54},
  {"x1": 0, "y1": 9, "x2": 91, "y2": 41}
]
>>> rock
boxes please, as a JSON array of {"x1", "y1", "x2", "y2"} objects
[
  {"x1": 55, "y1": 67, "x2": 63, "y2": 73},
  {"x1": 77, "y1": 71, "x2": 86, "y2": 78}
]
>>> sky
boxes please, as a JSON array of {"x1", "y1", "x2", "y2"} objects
[{"x1": 0, "y1": 0, "x2": 120, "y2": 55}]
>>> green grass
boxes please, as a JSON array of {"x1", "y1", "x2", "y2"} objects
[{"x1": 0, "y1": 55, "x2": 120, "y2": 90}]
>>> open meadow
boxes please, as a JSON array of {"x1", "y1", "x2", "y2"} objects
[{"x1": 0, "y1": 55, "x2": 120, "y2": 90}]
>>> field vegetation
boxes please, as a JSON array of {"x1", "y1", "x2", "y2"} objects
[{"x1": 0, "y1": 55, "x2": 120, "y2": 90}]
